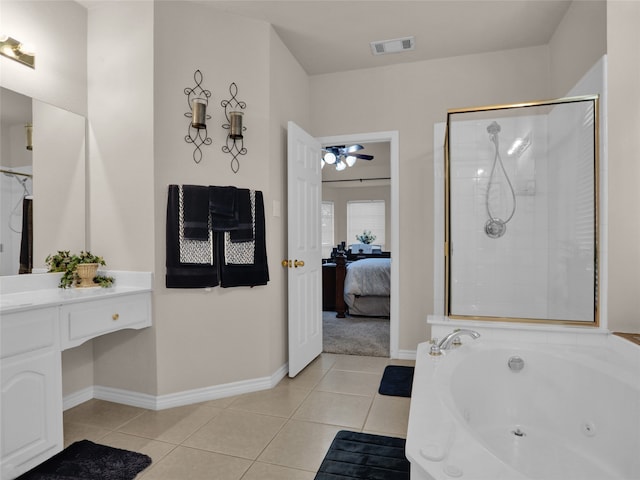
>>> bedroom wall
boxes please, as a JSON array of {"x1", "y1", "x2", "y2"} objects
[{"x1": 322, "y1": 184, "x2": 391, "y2": 253}]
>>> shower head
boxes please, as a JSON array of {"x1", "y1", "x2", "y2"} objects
[{"x1": 487, "y1": 121, "x2": 501, "y2": 136}]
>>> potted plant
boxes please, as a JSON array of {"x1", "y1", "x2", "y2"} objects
[
  {"x1": 45, "y1": 250, "x2": 114, "y2": 289},
  {"x1": 355, "y1": 230, "x2": 377, "y2": 245}
]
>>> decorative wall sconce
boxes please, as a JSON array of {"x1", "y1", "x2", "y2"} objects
[
  {"x1": 184, "y1": 70, "x2": 212, "y2": 164},
  {"x1": 25, "y1": 124, "x2": 33, "y2": 151},
  {"x1": 221, "y1": 83, "x2": 247, "y2": 174},
  {"x1": 0, "y1": 34, "x2": 35, "y2": 69}
]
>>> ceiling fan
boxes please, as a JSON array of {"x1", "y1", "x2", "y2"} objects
[{"x1": 322, "y1": 144, "x2": 374, "y2": 171}]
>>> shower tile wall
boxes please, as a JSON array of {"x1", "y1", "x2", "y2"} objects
[
  {"x1": 450, "y1": 106, "x2": 595, "y2": 321},
  {"x1": 449, "y1": 115, "x2": 549, "y2": 319},
  {"x1": 547, "y1": 102, "x2": 596, "y2": 321}
]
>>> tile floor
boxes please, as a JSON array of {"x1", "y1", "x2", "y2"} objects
[{"x1": 63, "y1": 353, "x2": 415, "y2": 479}]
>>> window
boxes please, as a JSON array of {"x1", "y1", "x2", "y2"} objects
[
  {"x1": 321, "y1": 201, "x2": 335, "y2": 258},
  {"x1": 347, "y1": 200, "x2": 385, "y2": 249}
]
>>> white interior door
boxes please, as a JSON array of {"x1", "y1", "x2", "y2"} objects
[{"x1": 286, "y1": 121, "x2": 323, "y2": 377}]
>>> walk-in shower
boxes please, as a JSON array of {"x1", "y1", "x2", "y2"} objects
[
  {"x1": 444, "y1": 95, "x2": 599, "y2": 325},
  {"x1": 0, "y1": 169, "x2": 33, "y2": 275},
  {"x1": 3, "y1": 172, "x2": 31, "y2": 234},
  {"x1": 484, "y1": 121, "x2": 516, "y2": 239}
]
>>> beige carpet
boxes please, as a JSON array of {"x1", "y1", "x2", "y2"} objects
[{"x1": 322, "y1": 311, "x2": 390, "y2": 357}]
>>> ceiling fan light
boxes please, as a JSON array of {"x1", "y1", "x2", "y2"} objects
[
  {"x1": 324, "y1": 152, "x2": 336, "y2": 164},
  {"x1": 336, "y1": 160, "x2": 347, "y2": 171},
  {"x1": 346, "y1": 155, "x2": 357, "y2": 167}
]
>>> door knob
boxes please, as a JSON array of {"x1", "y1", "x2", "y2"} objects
[
  {"x1": 294, "y1": 259, "x2": 305, "y2": 268},
  {"x1": 281, "y1": 259, "x2": 292, "y2": 268}
]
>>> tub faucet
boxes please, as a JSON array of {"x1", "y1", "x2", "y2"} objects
[{"x1": 429, "y1": 329, "x2": 480, "y2": 356}]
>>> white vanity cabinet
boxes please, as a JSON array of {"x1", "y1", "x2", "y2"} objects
[
  {"x1": 1, "y1": 307, "x2": 63, "y2": 480},
  {"x1": 0, "y1": 273, "x2": 152, "y2": 480},
  {"x1": 60, "y1": 293, "x2": 151, "y2": 350}
]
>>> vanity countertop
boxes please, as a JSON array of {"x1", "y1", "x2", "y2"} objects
[{"x1": 0, "y1": 271, "x2": 152, "y2": 314}]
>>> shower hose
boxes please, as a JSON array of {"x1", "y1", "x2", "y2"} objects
[{"x1": 485, "y1": 121, "x2": 516, "y2": 238}]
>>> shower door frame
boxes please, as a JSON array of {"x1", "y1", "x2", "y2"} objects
[{"x1": 444, "y1": 94, "x2": 600, "y2": 326}]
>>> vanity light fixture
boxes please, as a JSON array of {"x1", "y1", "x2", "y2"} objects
[
  {"x1": 0, "y1": 34, "x2": 35, "y2": 69},
  {"x1": 221, "y1": 82, "x2": 247, "y2": 174},
  {"x1": 184, "y1": 70, "x2": 212, "y2": 164}
]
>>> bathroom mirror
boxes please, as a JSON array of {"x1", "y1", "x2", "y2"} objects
[
  {"x1": 0, "y1": 87, "x2": 86, "y2": 275},
  {"x1": 445, "y1": 95, "x2": 599, "y2": 325}
]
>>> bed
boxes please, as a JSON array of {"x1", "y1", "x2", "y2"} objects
[{"x1": 343, "y1": 257, "x2": 391, "y2": 317}]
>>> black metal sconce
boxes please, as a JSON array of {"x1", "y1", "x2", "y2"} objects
[
  {"x1": 184, "y1": 70, "x2": 212, "y2": 164},
  {"x1": 25, "y1": 123, "x2": 33, "y2": 151},
  {"x1": 221, "y1": 82, "x2": 247, "y2": 173}
]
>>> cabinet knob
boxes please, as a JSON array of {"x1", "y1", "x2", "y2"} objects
[{"x1": 112, "y1": 313, "x2": 119, "y2": 321}]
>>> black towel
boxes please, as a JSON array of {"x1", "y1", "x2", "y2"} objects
[
  {"x1": 182, "y1": 185, "x2": 209, "y2": 240},
  {"x1": 166, "y1": 185, "x2": 218, "y2": 288},
  {"x1": 229, "y1": 188, "x2": 253, "y2": 242},
  {"x1": 18, "y1": 197, "x2": 33, "y2": 274},
  {"x1": 218, "y1": 191, "x2": 269, "y2": 288},
  {"x1": 209, "y1": 186, "x2": 239, "y2": 231}
]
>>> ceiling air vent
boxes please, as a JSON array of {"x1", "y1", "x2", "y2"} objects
[{"x1": 370, "y1": 36, "x2": 415, "y2": 56}]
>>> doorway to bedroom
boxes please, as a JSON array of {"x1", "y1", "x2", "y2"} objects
[{"x1": 319, "y1": 138, "x2": 394, "y2": 357}]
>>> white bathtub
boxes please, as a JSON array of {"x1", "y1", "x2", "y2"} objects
[{"x1": 406, "y1": 337, "x2": 640, "y2": 480}]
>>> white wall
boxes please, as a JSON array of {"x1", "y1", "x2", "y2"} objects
[
  {"x1": 549, "y1": 0, "x2": 607, "y2": 98},
  {"x1": 32, "y1": 100, "x2": 86, "y2": 264},
  {"x1": 150, "y1": 2, "x2": 306, "y2": 395},
  {"x1": 267, "y1": 28, "x2": 311, "y2": 373},
  {"x1": 84, "y1": 1, "x2": 155, "y2": 395},
  {"x1": 86, "y1": 1, "x2": 155, "y2": 271},
  {"x1": 606, "y1": 0, "x2": 640, "y2": 333}
]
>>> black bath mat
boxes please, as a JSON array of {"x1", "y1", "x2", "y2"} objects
[
  {"x1": 15, "y1": 439, "x2": 152, "y2": 480},
  {"x1": 378, "y1": 365, "x2": 414, "y2": 397},
  {"x1": 315, "y1": 430, "x2": 410, "y2": 480}
]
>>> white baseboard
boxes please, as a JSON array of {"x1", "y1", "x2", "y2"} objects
[
  {"x1": 63, "y1": 386, "x2": 95, "y2": 410},
  {"x1": 63, "y1": 363, "x2": 289, "y2": 411},
  {"x1": 397, "y1": 349, "x2": 417, "y2": 360}
]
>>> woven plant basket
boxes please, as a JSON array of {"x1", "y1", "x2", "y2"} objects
[{"x1": 76, "y1": 263, "x2": 99, "y2": 288}]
